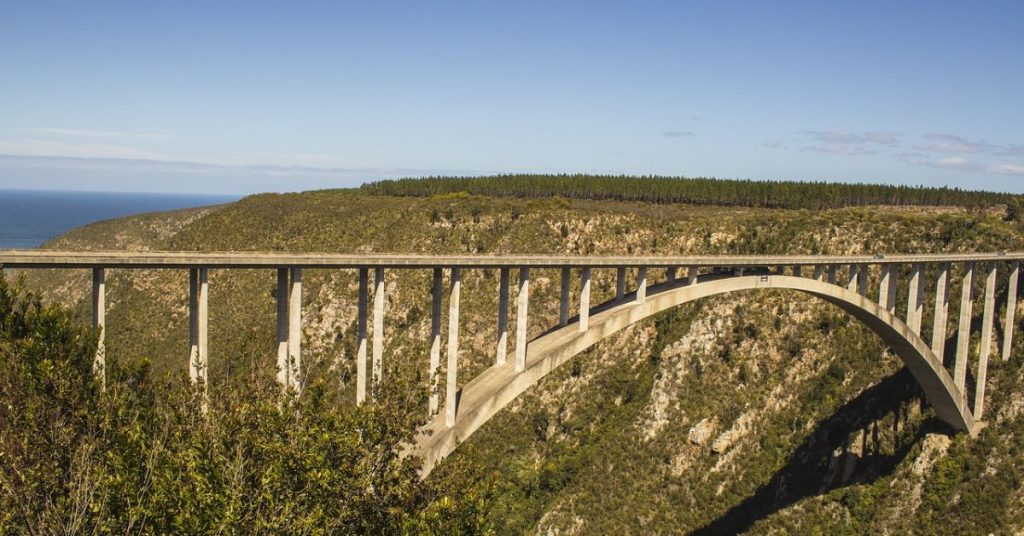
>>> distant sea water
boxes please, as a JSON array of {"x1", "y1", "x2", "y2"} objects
[{"x1": 0, "y1": 189, "x2": 239, "y2": 249}]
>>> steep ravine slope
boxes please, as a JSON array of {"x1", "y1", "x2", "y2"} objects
[{"x1": 18, "y1": 191, "x2": 1024, "y2": 534}]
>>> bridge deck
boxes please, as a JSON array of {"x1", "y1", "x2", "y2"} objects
[{"x1": 1, "y1": 249, "x2": 1020, "y2": 268}]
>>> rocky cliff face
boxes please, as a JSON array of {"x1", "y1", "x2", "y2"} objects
[{"x1": 21, "y1": 192, "x2": 1024, "y2": 534}]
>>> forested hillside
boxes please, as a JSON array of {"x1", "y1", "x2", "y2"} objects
[
  {"x1": 361, "y1": 174, "x2": 1019, "y2": 211},
  {"x1": 7, "y1": 186, "x2": 1024, "y2": 534}
]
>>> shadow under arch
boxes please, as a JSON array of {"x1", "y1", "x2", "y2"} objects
[
  {"x1": 691, "y1": 367, "x2": 943, "y2": 535},
  {"x1": 415, "y1": 274, "x2": 976, "y2": 476}
]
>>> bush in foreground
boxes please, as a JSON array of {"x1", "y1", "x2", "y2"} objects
[{"x1": 0, "y1": 272, "x2": 491, "y2": 534}]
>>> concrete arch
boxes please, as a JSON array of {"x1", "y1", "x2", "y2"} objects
[{"x1": 415, "y1": 274, "x2": 976, "y2": 475}]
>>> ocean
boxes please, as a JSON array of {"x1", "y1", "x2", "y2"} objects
[{"x1": 0, "y1": 189, "x2": 239, "y2": 249}]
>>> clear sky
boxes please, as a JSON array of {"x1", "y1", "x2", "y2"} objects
[{"x1": 2, "y1": 1, "x2": 1023, "y2": 195}]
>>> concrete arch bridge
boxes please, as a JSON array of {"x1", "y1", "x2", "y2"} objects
[{"x1": 1, "y1": 250, "x2": 1020, "y2": 476}]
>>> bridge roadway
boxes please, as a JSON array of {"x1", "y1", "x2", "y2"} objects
[
  {"x1": 2, "y1": 249, "x2": 1021, "y2": 476},
  {"x1": 1, "y1": 249, "x2": 1022, "y2": 268}
]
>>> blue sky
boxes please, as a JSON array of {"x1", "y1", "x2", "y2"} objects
[{"x1": 2, "y1": 1, "x2": 1023, "y2": 195}]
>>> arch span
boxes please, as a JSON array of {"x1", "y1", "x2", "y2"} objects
[{"x1": 414, "y1": 274, "x2": 976, "y2": 475}]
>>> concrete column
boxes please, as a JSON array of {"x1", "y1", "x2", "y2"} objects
[
  {"x1": 189, "y1": 268, "x2": 198, "y2": 381},
  {"x1": 906, "y1": 263, "x2": 924, "y2": 335},
  {"x1": 559, "y1": 267, "x2": 570, "y2": 327},
  {"x1": 1003, "y1": 261, "x2": 1019, "y2": 361},
  {"x1": 288, "y1": 267, "x2": 301, "y2": 392},
  {"x1": 189, "y1": 268, "x2": 209, "y2": 387},
  {"x1": 92, "y1": 267, "x2": 106, "y2": 388},
  {"x1": 199, "y1": 269, "x2": 210, "y2": 388},
  {"x1": 974, "y1": 263, "x2": 998, "y2": 419},
  {"x1": 445, "y1": 268, "x2": 461, "y2": 427},
  {"x1": 827, "y1": 265, "x2": 837, "y2": 284},
  {"x1": 878, "y1": 265, "x2": 891, "y2": 310},
  {"x1": 954, "y1": 263, "x2": 974, "y2": 392},
  {"x1": 275, "y1": 268, "x2": 289, "y2": 390},
  {"x1": 687, "y1": 267, "x2": 698, "y2": 286},
  {"x1": 616, "y1": 267, "x2": 626, "y2": 300},
  {"x1": 356, "y1": 268, "x2": 368, "y2": 404},
  {"x1": 931, "y1": 263, "x2": 951, "y2": 361},
  {"x1": 372, "y1": 267, "x2": 384, "y2": 386},
  {"x1": 879, "y1": 265, "x2": 897, "y2": 313},
  {"x1": 666, "y1": 267, "x2": 676, "y2": 283},
  {"x1": 858, "y1": 265, "x2": 869, "y2": 297},
  {"x1": 813, "y1": 265, "x2": 824, "y2": 281},
  {"x1": 847, "y1": 264, "x2": 859, "y2": 292},
  {"x1": 636, "y1": 267, "x2": 648, "y2": 303},
  {"x1": 579, "y1": 267, "x2": 591, "y2": 332},
  {"x1": 792, "y1": 265, "x2": 802, "y2": 277},
  {"x1": 496, "y1": 267, "x2": 509, "y2": 365},
  {"x1": 429, "y1": 268, "x2": 442, "y2": 415},
  {"x1": 515, "y1": 267, "x2": 530, "y2": 372}
]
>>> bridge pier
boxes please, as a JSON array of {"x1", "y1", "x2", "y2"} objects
[
  {"x1": 288, "y1": 267, "x2": 302, "y2": 392},
  {"x1": 687, "y1": 266, "x2": 698, "y2": 285},
  {"x1": 189, "y1": 268, "x2": 209, "y2": 392},
  {"x1": 515, "y1": 267, "x2": 529, "y2": 372},
  {"x1": 879, "y1": 265, "x2": 897, "y2": 313},
  {"x1": 1004, "y1": 261, "x2": 1019, "y2": 361},
  {"x1": 954, "y1": 263, "x2": 974, "y2": 392},
  {"x1": 636, "y1": 267, "x2": 647, "y2": 303},
  {"x1": 878, "y1": 265, "x2": 890, "y2": 310},
  {"x1": 92, "y1": 267, "x2": 106, "y2": 388},
  {"x1": 666, "y1": 266, "x2": 676, "y2": 283},
  {"x1": 373, "y1": 267, "x2": 384, "y2": 386},
  {"x1": 497, "y1": 267, "x2": 509, "y2": 365},
  {"x1": 813, "y1": 265, "x2": 824, "y2": 281},
  {"x1": 615, "y1": 267, "x2": 626, "y2": 300},
  {"x1": 559, "y1": 267, "x2": 570, "y2": 327},
  {"x1": 932, "y1": 263, "x2": 951, "y2": 361},
  {"x1": 579, "y1": 267, "x2": 591, "y2": 332},
  {"x1": 446, "y1": 268, "x2": 461, "y2": 427},
  {"x1": 906, "y1": 263, "x2": 924, "y2": 335},
  {"x1": 846, "y1": 264, "x2": 868, "y2": 296},
  {"x1": 276, "y1": 268, "x2": 289, "y2": 390},
  {"x1": 429, "y1": 268, "x2": 442, "y2": 414},
  {"x1": 827, "y1": 265, "x2": 837, "y2": 284},
  {"x1": 975, "y1": 263, "x2": 998, "y2": 419},
  {"x1": 356, "y1": 268, "x2": 368, "y2": 404},
  {"x1": 792, "y1": 265, "x2": 802, "y2": 277}
]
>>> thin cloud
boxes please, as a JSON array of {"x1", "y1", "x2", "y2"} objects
[
  {"x1": 915, "y1": 133, "x2": 996, "y2": 154},
  {"x1": 661, "y1": 130, "x2": 696, "y2": 138},
  {"x1": 996, "y1": 144, "x2": 1024, "y2": 157},
  {"x1": 0, "y1": 138, "x2": 369, "y2": 169},
  {"x1": 804, "y1": 131, "x2": 902, "y2": 146},
  {"x1": 802, "y1": 145, "x2": 876, "y2": 156},
  {"x1": 30, "y1": 127, "x2": 185, "y2": 141},
  {"x1": 0, "y1": 154, "x2": 488, "y2": 194},
  {"x1": 0, "y1": 139, "x2": 167, "y2": 161},
  {"x1": 862, "y1": 132, "x2": 903, "y2": 145},
  {"x1": 934, "y1": 156, "x2": 979, "y2": 170},
  {"x1": 987, "y1": 163, "x2": 1024, "y2": 175},
  {"x1": 796, "y1": 130, "x2": 901, "y2": 157},
  {"x1": 904, "y1": 133, "x2": 1024, "y2": 176},
  {"x1": 899, "y1": 154, "x2": 984, "y2": 172}
]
